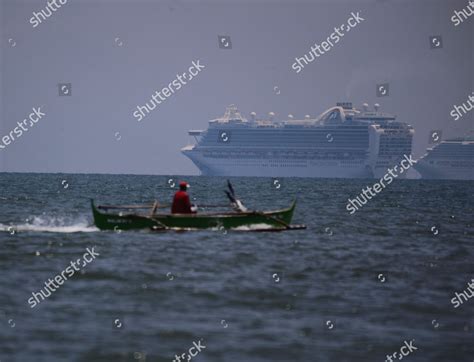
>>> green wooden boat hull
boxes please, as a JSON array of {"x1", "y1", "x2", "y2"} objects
[{"x1": 91, "y1": 199, "x2": 297, "y2": 231}]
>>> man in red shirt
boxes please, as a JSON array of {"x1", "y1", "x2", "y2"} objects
[{"x1": 171, "y1": 181, "x2": 195, "y2": 214}]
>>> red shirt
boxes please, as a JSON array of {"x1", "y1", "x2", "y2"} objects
[{"x1": 171, "y1": 191, "x2": 193, "y2": 214}]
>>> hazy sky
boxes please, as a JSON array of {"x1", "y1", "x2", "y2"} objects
[{"x1": 0, "y1": 0, "x2": 472, "y2": 174}]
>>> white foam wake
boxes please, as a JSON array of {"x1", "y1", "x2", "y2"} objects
[
  {"x1": 232, "y1": 223, "x2": 278, "y2": 231},
  {"x1": 0, "y1": 215, "x2": 99, "y2": 233},
  {"x1": 209, "y1": 223, "x2": 277, "y2": 231}
]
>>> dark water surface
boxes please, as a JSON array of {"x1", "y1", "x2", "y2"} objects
[{"x1": 0, "y1": 173, "x2": 473, "y2": 362}]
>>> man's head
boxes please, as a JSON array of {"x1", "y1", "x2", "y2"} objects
[{"x1": 179, "y1": 181, "x2": 188, "y2": 191}]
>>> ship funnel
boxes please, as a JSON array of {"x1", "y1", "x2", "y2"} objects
[
  {"x1": 250, "y1": 112, "x2": 256, "y2": 121},
  {"x1": 363, "y1": 103, "x2": 369, "y2": 111},
  {"x1": 374, "y1": 103, "x2": 380, "y2": 111},
  {"x1": 268, "y1": 112, "x2": 275, "y2": 121},
  {"x1": 288, "y1": 114, "x2": 294, "y2": 119},
  {"x1": 305, "y1": 114, "x2": 311, "y2": 120}
]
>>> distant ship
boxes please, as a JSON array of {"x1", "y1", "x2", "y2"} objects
[
  {"x1": 414, "y1": 136, "x2": 474, "y2": 180},
  {"x1": 182, "y1": 103, "x2": 414, "y2": 178}
]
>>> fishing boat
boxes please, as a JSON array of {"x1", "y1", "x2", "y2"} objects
[
  {"x1": 91, "y1": 199, "x2": 305, "y2": 232},
  {"x1": 91, "y1": 181, "x2": 305, "y2": 232}
]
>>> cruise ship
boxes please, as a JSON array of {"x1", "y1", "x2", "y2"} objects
[
  {"x1": 182, "y1": 103, "x2": 414, "y2": 178},
  {"x1": 414, "y1": 136, "x2": 474, "y2": 180}
]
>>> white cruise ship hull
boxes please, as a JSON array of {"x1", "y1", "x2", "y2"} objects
[
  {"x1": 414, "y1": 159, "x2": 474, "y2": 180},
  {"x1": 183, "y1": 150, "x2": 372, "y2": 178}
]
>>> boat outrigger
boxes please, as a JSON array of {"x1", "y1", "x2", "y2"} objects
[{"x1": 91, "y1": 181, "x2": 305, "y2": 232}]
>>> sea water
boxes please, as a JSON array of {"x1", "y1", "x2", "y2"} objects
[{"x1": 0, "y1": 173, "x2": 473, "y2": 361}]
